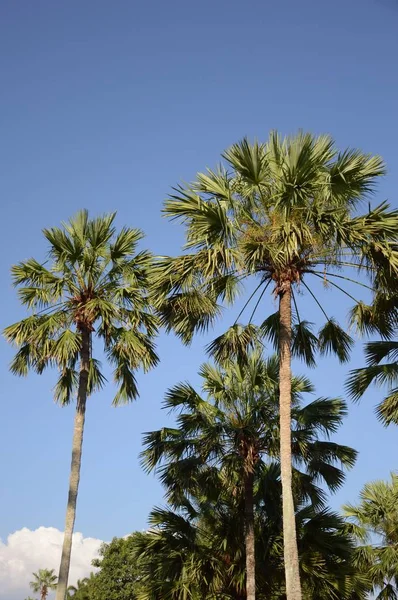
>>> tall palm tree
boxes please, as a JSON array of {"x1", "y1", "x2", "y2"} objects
[
  {"x1": 153, "y1": 132, "x2": 398, "y2": 599},
  {"x1": 142, "y1": 351, "x2": 357, "y2": 600},
  {"x1": 30, "y1": 569, "x2": 58, "y2": 600},
  {"x1": 344, "y1": 474, "x2": 398, "y2": 598},
  {"x1": 4, "y1": 211, "x2": 159, "y2": 600}
]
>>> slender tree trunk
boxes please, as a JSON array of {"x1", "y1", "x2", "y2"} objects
[
  {"x1": 56, "y1": 329, "x2": 90, "y2": 600},
  {"x1": 244, "y1": 471, "x2": 256, "y2": 600},
  {"x1": 278, "y1": 282, "x2": 301, "y2": 600}
]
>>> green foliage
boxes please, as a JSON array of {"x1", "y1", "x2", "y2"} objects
[
  {"x1": 142, "y1": 351, "x2": 356, "y2": 507},
  {"x1": 344, "y1": 474, "x2": 398, "y2": 598},
  {"x1": 4, "y1": 210, "x2": 159, "y2": 406},
  {"x1": 66, "y1": 577, "x2": 93, "y2": 599},
  {"x1": 64, "y1": 537, "x2": 143, "y2": 600},
  {"x1": 90, "y1": 536, "x2": 143, "y2": 600},
  {"x1": 134, "y1": 470, "x2": 364, "y2": 600},
  {"x1": 137, "y1": 352, "x2": 362, "y2": 599},
  {"x1": 347, "y1": 328, "x2": 398, "y2": 425},
  {"x1": 153, "y1": 131, "x2": 398, "y2": 362}
]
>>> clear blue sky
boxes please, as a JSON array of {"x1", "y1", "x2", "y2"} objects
[{"x1": 1, "y1": 0, "x2": 398, "y2": 543}]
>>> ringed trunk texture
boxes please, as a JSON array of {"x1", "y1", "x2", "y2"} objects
[
  {"x1": 55, "y1": 330, "x2": 90, "y2": 600},
  {"x1": 278, "y1": 283, "x2": 302, "y2": 600},
  {"x1": 244, "y1": 471, "x2": 256, "y2": 600}
]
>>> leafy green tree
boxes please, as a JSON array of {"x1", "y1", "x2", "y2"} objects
[
  {"x1": 153, "y1": 131, "x2": 398, "y2": 598},
  {"x1": 141, "y1": 351, "x2": 358, "y2": 599},
  {"x1": 29, "y1": 569, "x2": 58, "y2": 600},
  {"x1": 4, "y1": 211, "x2": 158, "y2": 600},
  {"x1": 345, "y1": 474, "x2": 398, "y2": 599},
  {"x1": 89, "y1": 535, "x2": 143, "y2": 600}
]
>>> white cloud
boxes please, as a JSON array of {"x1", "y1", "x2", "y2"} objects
[{"x1": 0, "y1": 527, "x2": 103, "y2": 600}]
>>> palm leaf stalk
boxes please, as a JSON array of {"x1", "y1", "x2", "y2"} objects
[
  {"x1": 4, "y1": 210, "x2": 159, "y2": 600},
  {"x1": 153, "y1": 132, "x2": 398, "y2": 599}
]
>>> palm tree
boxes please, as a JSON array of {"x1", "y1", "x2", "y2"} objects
[
  {"x1": 153, "y1": 132, "x2": 398, "y2": 599},
  {"x1": 142, "y1": 351, "x2": 357, "y2": 599},
  {"x1": 4, "y1": 211, "x2": 159, "y2": 600},
  {"x1": 30, "y1": 569, "x2": 58, "y2": 600},
  {"x1": 344, "y1": 473, "x2": 398, "y2": 598}
]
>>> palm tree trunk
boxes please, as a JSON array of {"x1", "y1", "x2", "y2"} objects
[
  {"x1": 278, "y1": 282, "x2": 301, "y2": 600},
  {"x1": 244, "y1": 471, "x2": 256, "y2": 600},
  {"x1": 56, "y1": 329, "x2": 90, "y2": 600}
]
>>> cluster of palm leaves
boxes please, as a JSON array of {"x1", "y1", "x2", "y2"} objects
[{"x1": 7, "y1": 131, "x2": 398, "y2": 600}]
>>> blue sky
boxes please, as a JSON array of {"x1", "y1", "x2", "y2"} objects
[{"x1": 1, "y1": 0, "x2": 398, "y2": 547}]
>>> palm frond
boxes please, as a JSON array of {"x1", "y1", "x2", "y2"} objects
[
  {"x1": 112, "y1": 360, "x2": 139, "y2": 405},
  {"x1": 157, "y1": 290, "x2": 221, "y2": 344},
  {"x1": 364, "y1": 341, "x2": 398, "y2": 366},
  {"x1": 109, "y1": 226, "x2": 144, "y2": 261},
  {"x1": 294, "y1": 398, "x2": 348, "y2": 436},
  {"x1": 206, "y1": 323, "x2": 259, "y2": 365},
  {"x1": 375, "y1": 390, "x2": 398, "y2": 426},
  {"x1": 318, "y1": 319, "x2": 354, "y2": 363},
  {"x1": 346, "y1": 363, "x2": 398, "y2": 401},
  {"x1": 292, "y1": 320, "x2": 318, "y2": 367},
  {"x1": 54, "y1": 367, "x2": 79, "y2": 406}
]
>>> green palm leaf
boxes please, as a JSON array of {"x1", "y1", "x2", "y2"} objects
[{"x1": 318, "y1": 319, "x2": 354, "y2": 363}]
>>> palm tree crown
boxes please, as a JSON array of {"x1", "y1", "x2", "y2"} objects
[
  {"x1": 30, "y1": 569, "x2": 58, "y2": 600},
  {"x1": 4, "y1": 209, "x2": 158, "y2": 404},
  {"x1": 142, "y1": 351, "x2": 356, "y2": 507},
  {"x1": 155, "y1": 131, "x2": 398, "y2": 353}
]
